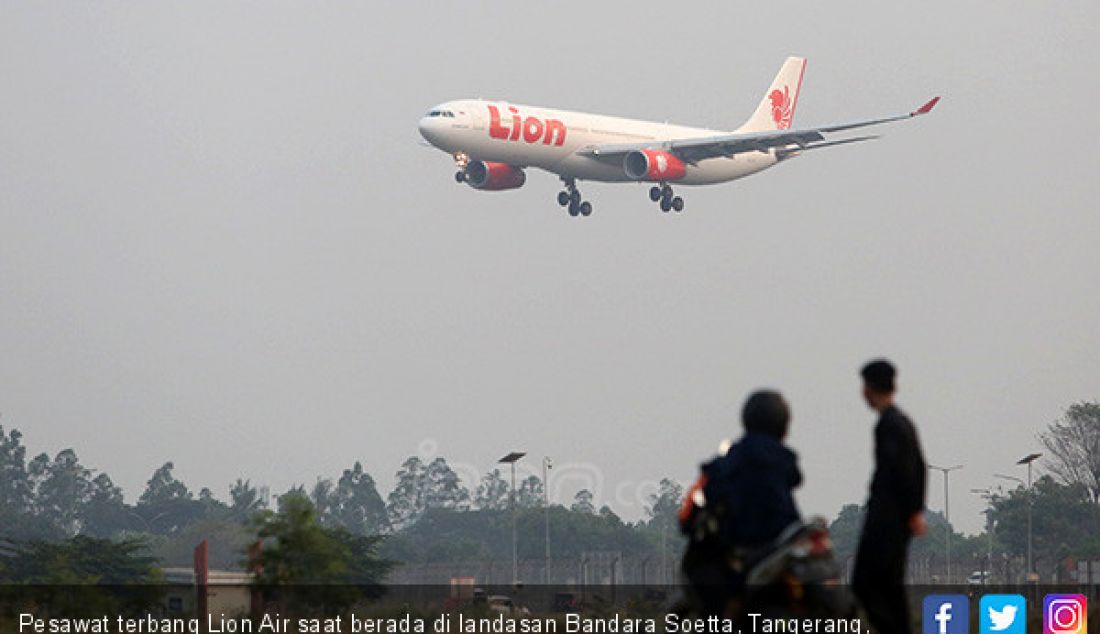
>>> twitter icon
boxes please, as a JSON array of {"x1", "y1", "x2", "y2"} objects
[{"x1": 981, "y1": 595, "x2": 1027, "y2": 634}]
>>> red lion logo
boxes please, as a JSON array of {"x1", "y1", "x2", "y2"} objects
[{"x1": 769, "y1": 86, "x2": 793, "y2": 129}]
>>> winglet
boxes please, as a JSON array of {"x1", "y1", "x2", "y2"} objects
[{"x1": 912, "y1": 96, "x2": 940, "y2": 116}]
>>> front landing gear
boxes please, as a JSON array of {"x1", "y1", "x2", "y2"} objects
[
  {"x1": 558, "y1": 177, "x2": 592, "y2": 217},
  {"x1": 453, "y1": 152, "x2": 470, "y2": 184},
  {"x1": 649, "y1": 184, "x2": 684, "y2": 213}
]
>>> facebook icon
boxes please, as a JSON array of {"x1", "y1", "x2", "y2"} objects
[{"x1": 924, "y1": 595, "x2": 970, "y2": 634}]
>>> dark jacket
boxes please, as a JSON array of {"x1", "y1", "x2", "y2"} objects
[
  {"x1": 853, "y1": 405, "x2": 926, "y2": 634},
  {"x1": 865, "y1": 405, "x2": 926, "y2": 530},
  {"x1": 702, "y1": 432, "x2": 803, "y2": 548}
]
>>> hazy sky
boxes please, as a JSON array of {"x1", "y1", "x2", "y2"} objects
[{"x1": 2, "y1": 2, "x2": 1098, "y2": 534}]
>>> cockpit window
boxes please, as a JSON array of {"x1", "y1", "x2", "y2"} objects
[{"x1": 426, "y1": 110, "x2": 456, "y2": 118}]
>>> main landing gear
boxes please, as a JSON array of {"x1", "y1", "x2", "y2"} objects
[
  {"x1": 557, "y1": 177, "x2": 592, "y2": 217},
  {"x1": 649, "y1": 184, "x2": 684, "y2": 213}
]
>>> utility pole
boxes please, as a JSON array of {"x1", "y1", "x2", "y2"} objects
[
  {"x1": 997, "y1": 453, "x2": 1041, "y2": 581},
  {"x1": 928, "y1": 464, "x2": 963, "y2": 583},
  {"x1": 543, "y1": 456, "x2": 552, "y2": 585},
  {"x1": 1018, "y1": 453, "x2": 1042, "y2": 579},
  {"x1": 498, "y1": 451, "x2": 526, "y2": 585},
  {"x1": 970, "y1": 487, "x2": 995, "y2": 583}
]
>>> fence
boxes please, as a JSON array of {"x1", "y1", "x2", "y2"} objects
[{"x1": 385, "y1": 553, "x2": 680, "y2": 586}]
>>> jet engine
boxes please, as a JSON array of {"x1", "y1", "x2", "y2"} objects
[
  {"x1": 623, "y1": 149, "x2": 686, "y2": 182},
  {"x1": 464, "y1": 160, "x2": 526, "y2": 190}
]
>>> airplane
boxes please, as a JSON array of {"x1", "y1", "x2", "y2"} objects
[{"x1": 417, "y1": 57, "x2": 939, "y2": 217}]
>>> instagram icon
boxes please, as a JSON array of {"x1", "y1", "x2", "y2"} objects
[{"x1": 1045, "y1": 594, "x2": 1088, "y2": 634}]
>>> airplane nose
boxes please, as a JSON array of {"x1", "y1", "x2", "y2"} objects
[{"x1": 418, "y1": 117, "x2": 437, "y2": 143}]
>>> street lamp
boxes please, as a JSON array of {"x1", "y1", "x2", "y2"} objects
[
  {"x1": 996, "y1": 452, "x2": 1042, "y2": 579},
  {"x1": 499, "y1": 451, "x2": 526, "y2": 585},
  {"x1": 994, "y1": 472, "x2": 1028, "y2": 580},
  {"x1": 1018, "y1": 453, "x2": 1041, "y2": 579},
  {"x1": 542, "y1": 456, "x2": 553, "y2": 585},
  {"x1": 928, "y1": 464, "x2": 963, "y2": 583},
  {"x1": 970, "y1": 488, "x2": 995, "y2": 583}
]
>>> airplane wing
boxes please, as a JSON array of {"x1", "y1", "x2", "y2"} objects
[{"x1": 580, "y1": 97, "x2": 939, "y2": 165}]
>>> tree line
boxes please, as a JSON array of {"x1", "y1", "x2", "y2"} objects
[
  {"x1": 1, "y1": 400, "x2": 1095, "y2": 583},
  {"x1": 0, "y1": 425, "x2": 685, "y2": 574}
]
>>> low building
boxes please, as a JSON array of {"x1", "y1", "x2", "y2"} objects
[{"x1": 162, "y1": 567, "x2": 255, "y2": 617}]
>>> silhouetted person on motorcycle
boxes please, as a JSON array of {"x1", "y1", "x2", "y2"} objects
[
  {"x1": 679, "y1": 390, "x2": 802, "y2": 616},
  {"x1": 852, "y1": 359, "x2": 927, "y2": 634},
  {"x1": 704, "y1": 390, "x2": 802, "y2": 546}
]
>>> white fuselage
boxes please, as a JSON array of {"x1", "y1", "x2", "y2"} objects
[{"x1": 418, "y1": 99, "x2": 781, "y2": 185}]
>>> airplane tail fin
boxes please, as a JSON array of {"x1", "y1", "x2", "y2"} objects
[{"x1": 738, "y1": 56, "x2": 807, "y2": 132}]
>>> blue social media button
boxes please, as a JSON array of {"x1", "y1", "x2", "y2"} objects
[
  {"x1": 980, "y1": 595, "x2": 1026, "y2": 634},
  {"x1": 924, "y1": 594, "x2": 970, "y2": 634}
]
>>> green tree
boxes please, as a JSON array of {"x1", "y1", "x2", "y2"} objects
[
  {"x1": 386, "y1": 456, "x2": 427, "y2": 528},
  {"x1": 28, "y1": 449, "x2": 93, "y2": 535},
  {"x1": 134, "y1": 462, "x2": 204, "y2": 534},
  {"x1": 908, "y1": 509, "x2": 974, "y2": 579},
  {"x1": 81, "y1": 474, "x2": 129, "y2": 538},
  {"x1": 644, "y1": 478, "x2": 684, "y2": 532},
  {"x1": 598, "y1": 505, "x2": 621, "y2": 522},
  {"x1": 0, "y1": 535, "x2": 157, "y2": 584},
  {"x1": 281, "y1": 484, "x2": 307, "y2": 507},
  {"x1": 0, "y1": 427, "x2": 33, "y2": 534},
  {"x1": 138, "y1": 462, "x2": 191, "y2": 505},
  {"x1": 1040, "y1": 401, "x2": 1100, "y2": 504},
  {"x1": 328, "y1": 462, "x2": 390, "y2": 535},
  {"x1": 254, "y1": 492, "x2": 352, "y2": 583},
  {"x1": 0, "y1": 429, "x2": 127, "y2": 540},
  {"x1": 229, "y1": 478, "x2": 268, "y2": 523},
  {"x1": 250, "y1": 492, "x2": 391, "y2": 613},
  {"x1": 385, "y1": 456, "x2": 470, "y2": 528},
  {"x1": 0, "y1": 536, "x2": 161, "y2": 618},
  {"x1": 474, "y1": 469, "x2": 509, "y2": 510},
  {"x1": 198, "y1": 487, "x2": 228, "y2": 517},
  {"x1": 827, "y1": 504, "x2": 865, "y2": 562},
  {"x1": 989, "y1": 475, "x2": 1099, "y2": 578},
  {"x1": 423, "y1": 457, "x2": 470, "y2": 511},
  {"x1": 571, "y1": 489, "x2": 595, "y2": 514},
  {"x1": 516, "y1": 475, "x2": 544, "y2": 508},
  {"x1": 310, "y1": 478, "x2": 336, "y2": 520}
]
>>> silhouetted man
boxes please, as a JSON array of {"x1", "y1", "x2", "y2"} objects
[{"x1": 852, "y1": 359, "x2": 927, "y2": 634}]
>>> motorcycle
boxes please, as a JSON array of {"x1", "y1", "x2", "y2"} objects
[
  {"x1": 677, "y1": 479, "x2": 855, "y2": 621},
  {"x1": 738, "y1": 517, "x2": 855, "y2": 618}
]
